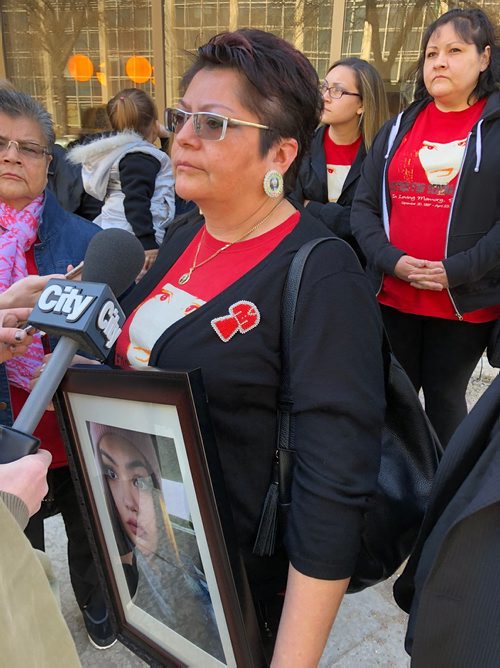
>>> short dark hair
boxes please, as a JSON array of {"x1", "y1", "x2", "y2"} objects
[
  {"x1": 414, "y1": 7, "x2": 500, "y2": 103},
  {"x1": 0, "y1": 88, "x2": 55, "y2": 150},
  {"x1": 180, "y1": 29, "x2": 322, "y2": 192}
]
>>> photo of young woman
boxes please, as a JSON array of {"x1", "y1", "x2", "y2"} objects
[{"x1": 88, "y1": 422, "x2": 225, "y2": 662}]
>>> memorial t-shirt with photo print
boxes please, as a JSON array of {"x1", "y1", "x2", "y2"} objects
[
  {"x1": 323, "y1": 131, "x2": 361, "y2": 202},
  {"x1": 380, "y1": 98, "x2": 499, "y2": 322},
  {"x1": 115, "y1": 213, "x2": 299, "y2": 368}
]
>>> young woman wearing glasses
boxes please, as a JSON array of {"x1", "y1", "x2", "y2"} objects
[
  {"x1": 292, "y1": 58, "x2": 389, "y2": 263},
  {"x1": 108, "y1": 30, "x2": 386, "y2": 666}
]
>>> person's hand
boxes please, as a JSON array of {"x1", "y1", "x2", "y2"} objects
[
  {"x1": 65, "y1": 263, "x2": 83, "y2": 281},
  {"x1": 0, "y1": 308, "x2": 36, "y2": 363},
  {"x1": 137, "y1": 249, "x2": 159, "y2": 281},
  {"x1": 0, "y1": 449, "x2": 52, "y2": 517},
  {"x1": 394, "y1": 255, "x2": 428, "y2": 282},
  {"x1": 407, "y1": 260, "x2": 449, "y2": 291},
  {"x1": 0, "y1": 274, "x2": 65, "y2": 309}
]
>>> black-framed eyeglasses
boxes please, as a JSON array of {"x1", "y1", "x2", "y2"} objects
[
  {"x1": 165, "y1": 108, "x2": 269, "y2": 141},
  {"x1": 319, "y1": 81, "x2": 361, "y2": 101},
  {"x1": 0, "y1": 137, "x2": 50, "y2": 160}
]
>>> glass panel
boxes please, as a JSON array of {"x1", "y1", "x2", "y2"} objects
[
  {"x1": 341, "y1": 0, "x2": 500, "y2": 112},
  {"x1": 3, "y1": 1, "x2": 500, "y2": 135},
  {"x1": 0, "y1": 0, "x2": 154, "y2": 141},
  {"x1": 163, "y1": 0, "x2": 336, "y2": 105}
]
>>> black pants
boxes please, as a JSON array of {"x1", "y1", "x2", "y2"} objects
[
  {"x1": 25, "y1": 466, "x2": 101, "y2": 610},
  {"x1": 381, "y1": 305, "x2": 494, "y2": 446}
]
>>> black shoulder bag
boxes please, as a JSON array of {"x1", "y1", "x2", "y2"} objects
[{"x1": 253, "y1": 237, "x2": 443, "y2": 593}]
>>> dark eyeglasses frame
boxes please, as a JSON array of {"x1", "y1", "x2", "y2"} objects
[
  {"x1": 165, "y1": 108, "x2": 269, "y2": 141},
  {"x1": 320, "y1": 82, "x2": 361, "y2": 101},
  {"x1": 0, "y1": 138, "x2": 50, "y2": 159}
]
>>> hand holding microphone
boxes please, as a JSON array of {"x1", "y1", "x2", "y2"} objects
[
  {"x1": 0, "y1": 274, "x2": 66, "y2": 309},
  {"x1": 0, "y1": 228, "x2": 145, "y2": 463},
  {"x1": 0, "y1": 449, "x2": 52, "y2": 517},
  {"x1": 0, "y1": 308, "x2": 35, "y2": 363}
]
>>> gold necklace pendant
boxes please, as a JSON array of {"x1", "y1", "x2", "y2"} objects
[{"x1": 177, "y1": 199, "x2": 285, "y2": 287}]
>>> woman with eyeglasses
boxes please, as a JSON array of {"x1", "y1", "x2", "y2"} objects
[
  {"x1": 111, "y1": 29, "x2": 386, "y2": 665},
  {"x1": 69, "y1": 88, "x2": 175, "y2": 279},
  {"x1": 0, "y1": 89, "x2": 117, "y2": 648},
  {"x1": 292, "y1": 58, "x2": 389, "y2": 263},
  {"x1": 352, "y1": 7, "x2": 500, "y2": 448}
]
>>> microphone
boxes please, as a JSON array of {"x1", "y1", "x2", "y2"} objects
[
  {"x1": 11, "y1": 229, "x2": 145, "y2": 438},
  {"x1": 80, "y1": 227, "x2": 146, "y2": 296}
]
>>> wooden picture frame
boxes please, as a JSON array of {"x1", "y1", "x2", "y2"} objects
[{"x1": 56, "y1": 367, "x2": 264, "y2": 667}]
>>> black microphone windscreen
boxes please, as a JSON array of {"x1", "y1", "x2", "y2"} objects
[{"x1": 81, "y1": 229, "x2": 145, "y2": 296}]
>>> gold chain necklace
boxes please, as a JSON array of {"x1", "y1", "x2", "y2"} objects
[{"x1": 178, "y1": 199, "x2": 285, "y2": 285}]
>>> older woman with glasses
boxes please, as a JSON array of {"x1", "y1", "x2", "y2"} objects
[
  {"x1": 0, "y1": 89, "x2": 116, "y2": 648},
  {"x1": 111, "y1": 29, "x2": 386, "y2": 665}
]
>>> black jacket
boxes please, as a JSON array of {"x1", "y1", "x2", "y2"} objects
[
  {"x1": 291, "y1": 125, "x2": 366, "y2": 263},
  {"x1": 351, "y1": 93, "x2": 500, "y2": 315},
  {"x1": 119, "y1": 209, "x2": 386, "y2": 593},
  {"x1": 394, "y1": 375, "x2": 500, "y2": 666}
]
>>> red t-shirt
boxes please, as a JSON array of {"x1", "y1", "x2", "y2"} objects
[
  {"x1": 9, "y1": 246, "x2": 67, "y2": 468},
  {"x1": 115, "y1": 213, "x2": 300, "y2": 369},
  {"x1": 381, "y1": 99, "x2": 499, "y2": 322},
  {"x1": 323, "y1": 131, "x2": 361, "y2": 203}
]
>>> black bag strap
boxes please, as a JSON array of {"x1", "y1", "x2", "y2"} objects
[
  {"x1": 283, "y1": 237, "x2": 398, "y2": 405},
  {"x1": 279, "y1": 236, "x2": 344, "y2": 432},
  {"x1": 253, "y1": 237, "x2": 338, "y2": 556}
]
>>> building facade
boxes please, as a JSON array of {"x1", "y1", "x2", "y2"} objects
[{"x1": 0, "y1": 0, "x2": 498, "y2": 138}]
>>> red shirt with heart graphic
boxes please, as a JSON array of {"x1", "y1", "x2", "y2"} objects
[{"x1": 115, "y1": 212, "x2": 299, "y2": 368}]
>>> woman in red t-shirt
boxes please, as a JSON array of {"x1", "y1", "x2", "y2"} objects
[
  {"x1": 292, "y1": 57, "x2": 389, "y2": 263},
  {"x1": 352, "y1": 7, "x2": 500, "y2": 446},
  {"x1": 111, "y1": 29, "x2": 387, "y2": 666}
]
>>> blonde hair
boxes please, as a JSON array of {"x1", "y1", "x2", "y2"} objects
[
  {"x1": 328, "y1": 58, "x2": 389, "y2": 149},
  {"x1": 106, "y1": 88, "x2": 158, "y2": 138}
]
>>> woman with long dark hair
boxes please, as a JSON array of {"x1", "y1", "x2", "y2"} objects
[{"x1": 352, "y1": 7, "x2": 500, "y2": 446}]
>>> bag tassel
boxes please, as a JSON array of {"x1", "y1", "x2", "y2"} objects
[{"x1": 253, "y1": 479, "x2": 279, "y2": 557}]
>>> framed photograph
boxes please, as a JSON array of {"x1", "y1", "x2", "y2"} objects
[{"x1": 56, "y1": 367, "x2": 264, "y2": 668}]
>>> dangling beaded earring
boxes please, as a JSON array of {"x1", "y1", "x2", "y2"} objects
[{"x1": 263, "y1": 170, "x2": 284, "y2": 199}]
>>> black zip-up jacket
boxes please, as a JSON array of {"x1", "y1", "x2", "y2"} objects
[
  {"x1": 394, "y1": 375, "x2": 500, "y2": 665},
  {"x1": 119, "y1": 208, "x2": 386, "y2": 593},
  {"x1": 351, "y1": 93, "x2": 500, "y2": 316},
  {"x1": 291, "y1": 125, "x2": 366, "y2": 263}
]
